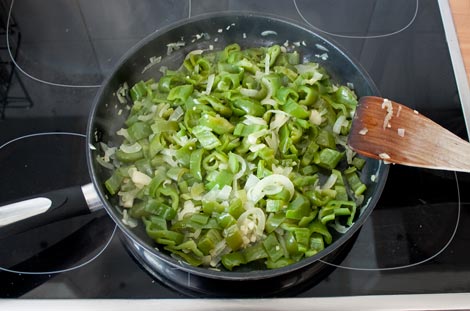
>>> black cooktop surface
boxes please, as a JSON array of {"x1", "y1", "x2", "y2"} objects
[{"x1": 1, "y1": 0, "x2": 470, "y2": 298}]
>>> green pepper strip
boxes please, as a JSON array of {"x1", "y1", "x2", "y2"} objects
[
  {"x1": 130, "y1": 81, "x2": 147, "y2": 101},
  {"x1": 305, "y1": 233, "x2": 325, "y2": 257},
  {"x1": 115, "y1": 149, "x2": 144, "y2": 163},
  {"x1": 199, "y1": 113, "x2": 235, "y2": 135},
  {"x1": 148, "y1": 167, "x2": 167, "y2": 197},
  {"x1": 177, "y1": 240, "x2": 205, "y2": 257},
  {"x1": 265, "y1": 213, "x2": 285, "y2": 233},
  {"x1": 198, "y1": 229, "x2": 223, "y2": 255},
  {"x1": 231, "y1": 97, "x2": 266, "y2": 117},
  {"x1": 285, "y1": 193, "x2": 311, "y2": 220},
  {"x1": 224, "y1": 224, "x2": 243, "y2": 251},
  {"x1": 150, "y1": 120, "x2": 179, "y2": 133},
  {"x1": 243, "y1": 243, "x2": 268, "y2": 263},
  {"x1": 263, "y1": 233, "x2": 284, "y2": 262},
  {"x1": 309, "y1": 218, "x2": 332, "y2": 244},
  {"x1": 175, "y1": 142, "x2": 195, "y2": 167},
  {"x1": 228, "y1": 198, "x2": 245, "y2": 219},
  {"x1": 167, "y1": 84, "x2": 194, "y2": 102},
  {"x1": 190, "y1": 149, "x2": 204, "y2": 181},
  {"x1": 144, "y1": 199, "x2": 176, "y2": 220},
  {"x1": 346, "y1": 170, "x2": 367, "y2": 196},
  {"x1": 128, "y1": 122, "x2": 152, "y2": 141},
  {"x1": 221, "y1": 251, "x2": 246, "y2": 270},
  {"x1": 104, "y1": 170, "x2": 123, "y2": 195},
  {"x1": 192, "y1": 125, "x2": 221, "y2": 150},
  {"x1": 326, "y1": 200, "x2": 357, "y2": 226},
  {"x1": 315, "y1": 148, "x2": 344, "y2": 170},
  {"x1": 206, "y1": 169, "x2": 234, "y2": 190}
]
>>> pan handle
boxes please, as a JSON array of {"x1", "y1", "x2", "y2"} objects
[{"x1": 0, "y1": 183, "x2": 103, "y2": 239}]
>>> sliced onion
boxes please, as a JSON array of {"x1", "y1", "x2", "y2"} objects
[
  {"x1": 358, "y1": 128, "x2": 368, "y2": 135},
  {"x1": 163, "y1": 155, "x2": 178, "y2": 167},
  {"x1": 345, "y1": 146, "x2": 356, "y2": 164},
  {"x1": 184, "y1": 49, "x2": 204, "y2": 60},
  {"x1": 157, "y1": 103, "x2": 171, "y2": 118},
  {"x1": 167, "y1": 41, "x2": 185, "y2": 55},
  {"x1": 240, "y1": 88, "x2": 259, "y2": 97},
  {"x1": 231, "y1": 153, "x2": 247, "y2": 180},
  {"x1": 161, "y1": 148, "x2": 177, "y2": 156},
  {"x1": 237, "y1": 207, "x2": 266, "y2": 237},
  {"x1": 138, "y1": 105, "x2": 157, "y2": 121},
  {"x1": 247, "y1": 129, "x2": 269, "y2": 145},
  {"x1": 210, "y1": 247, "x2": 231, "y2": 267},
  {"x1": 244, "y1": 174, "x2": 260, "y2": 191},
  {"x1": 118, "y1": 188, "x2": 139, "y2": 208},
  {"x1": 309, "y1": 109, "x2": 322, "y2": 125},
  {"x1": 169, "y1": 106, "x2": 184, "y2": 121},
  {"x1": 333, "y1": 115, "x2": 347, "y2": 134},
  {"x1": 260, "y1": 76, "x2": 276, "y2": 105},
  {"x1": 142, "y1": 56, "x2": 162, "y2": 74},
  {"x1": 381, "y1": 98, "x2": 393, "y2": 129},
  {"x1": 268, "y1": 110, "x2": 290, "y2": 130},
  {"x1": 96, "y1": 155, "x2": 114, "y2": 170},
  {"x1": 100, "y1": 142, "x2": 116, "y2": 162},
  {"x1": 295, "y1": 63, "x2": 320, "y2": 74},
  {"x1": 217, "y1": 185, "x2": 233, "y2": 201},
  {"x1": 397, "y1": 105, "x2": 402, "y2": 117},
  {"x1": 264, "y1": 54, "x2": 270, "y2": 74},
  {"x1": 321, "y1": 173, "x2": 338, "y2": 190},
  {"x1": 204, "y1": 74, "x2": 215, "y2": 95},
  {"x1": 122, "y1": 209, "x2": 138, "y2": 228},
  {"x1": 120, "y1": 142, "x2": 142, "y2": 153},
  {"x1": 379, "y1": 153, "x2": 391, "y2": 160},
  {"x1": 137, "y1": 113, "x2": 155, "y2": 122},
  {"x1": 261, "y1": 98, "x2": 277, "y2": 106},
  {"x1": 247, "y1": 174, "x2": 295, "y2": 203},
  {"x1": 264, "y1": 132, "x2": 279, "y2": 152},
  {"x1": 249, "y1": 143, "x2": 266, "y2": 152},
  {"x1": 116, "y1": 128, "x2": 131, "y2": 141},
  {"x1": 177, "y1": 200, "x2": 198, "y2": 220},
  {"x1": 303, "y1": 71, "x2": 323, "y2": 85},
  {"x1": 330, "y1": 218, "x2": 350, "y2": 234},
  {"x1": 210, "y1": 240, "x2": 228, "y2": 258},
  {"x1": 271, "y1": 164, "x2": 293, "y2": 176},
  {"x1": 129, "y1": 167, "x2": 152, "y2": 188},
  {"x1": 203, "y1": 185, "x2": 232, "y2": 202},
  {"x1": 243, "y1": 115, "x2": 267, "y2": 126}
]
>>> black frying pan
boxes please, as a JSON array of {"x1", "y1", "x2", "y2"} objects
[{"x1": 0, "y1": 12, "x2": 389, "y2": 296}]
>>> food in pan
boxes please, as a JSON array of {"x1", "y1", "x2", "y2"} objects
[{"x1": 100, "y1": 43, "x2": 367, "y2": 270}]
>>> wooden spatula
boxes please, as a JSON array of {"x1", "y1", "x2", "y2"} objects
[{"x1": 348, "y1": 96, "x2": 470, "y2": 173}]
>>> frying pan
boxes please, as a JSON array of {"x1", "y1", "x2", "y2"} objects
[{"x1": 0, "y1": 12, "x2": 388, "y2": 295}]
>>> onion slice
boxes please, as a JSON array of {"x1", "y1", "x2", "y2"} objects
[
  {"x1": 119, "y1": 142, "x2": 142, "y2": 153},
  {"x1": 247, "y1": 174, "x2": 295, "y2": 203}
]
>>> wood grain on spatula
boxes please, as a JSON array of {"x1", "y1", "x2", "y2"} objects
[{"x1": 348, "y1": 96, "x2": 470, "y2": 173}]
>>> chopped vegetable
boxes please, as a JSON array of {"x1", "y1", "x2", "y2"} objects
[{"x1": 101, "y1": 44, "x2": 368, "y2": 271}]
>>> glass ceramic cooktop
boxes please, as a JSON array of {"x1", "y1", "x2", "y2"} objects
[{"x1": 1, "y1": 0, "x2": 470, "y2": 299}]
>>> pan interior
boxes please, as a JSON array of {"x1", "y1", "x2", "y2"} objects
[{"x1": 88, "y1": 13, "x2": 388, "y2": 278}]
